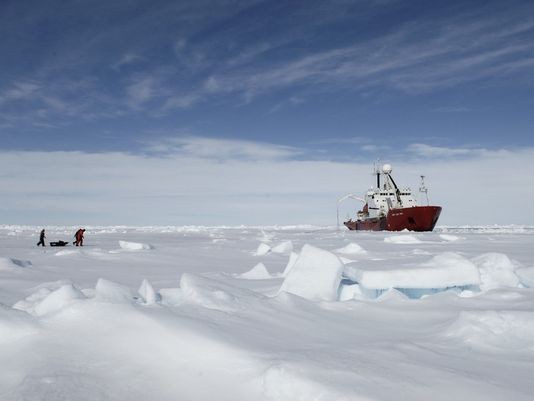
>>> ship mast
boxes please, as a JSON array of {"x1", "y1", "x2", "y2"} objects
[
  {"x1": 419, "y1": 175, "x2": 429, "y2": 205},
  {"x1": 373, "y1": 160, "x2": 380, "y2": 189}
]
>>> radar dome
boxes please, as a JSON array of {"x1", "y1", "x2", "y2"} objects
[{"x1": 382, "y1": 164, "x2": 392, "y2": 174}]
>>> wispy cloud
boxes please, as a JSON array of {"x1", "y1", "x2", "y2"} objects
[
  {"x1": 1, "y1": 1, "x2": 533, "y2": 132},
  {"x1": 407, "y1": 143, "x2": 485, "y2": 158},
  {"x1": 144, "y1": 136, "x2": 302, "y2": 161},
  {"x1": 182, "y1": 12, "x2": 534, "y2": 104},
  {"x1": 112, "y1": 53, "x2": 142, "y2": 71},
  {"x1": 433, "y1": 106, "x2": 472, "y2": 113}
]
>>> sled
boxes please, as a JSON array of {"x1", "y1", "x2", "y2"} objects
[{"x1": 50, "y1": 241, "x2": 69, "y2": 247}]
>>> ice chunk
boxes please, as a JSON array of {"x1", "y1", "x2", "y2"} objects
[
  {"x1": 138, "y1": 279, "x2": 160, "y2": 305},
  {"x1": 516, "y1": 267, "x2": 534, "y2": 288},
  {"x1": 94, "y1": 279, "x2": 134, "y2": 303},
  {"x1": 254, "y1": 243, "x2": 271, "y2": 256},
  {"x1": 334, "y1": 242, "x2": 367, "y2": 255},
  {"x1": 279, "y1": 244, "x2": 344, "y2": 301},
  {"x1": 258, "y1": 230, "x2": 275, "y2": 243},
  {"x1": 339, "y1": 256, "x2": 356, "y2": 264},
  {"x1": 13, "y1": 280, "x2": 76, "y2": 314},
  {"x1": 158, "y1": 288, "x2": 184, "y2": 306},
  {"x1": 118, "y1": 240, "x2": 154, "y2": 250},
  {"x1": 239, "y1": 263, "x2": 272, "y2": 279},
  {"x1": 384, "y1": 235, "x2": 422, "y2": 244},
  {"x1": 376, "y1": 288, "x2": 409, "y2": 302},
  {"x1": 471, "y1": 253, "x2": 520, "y2": 290},
  {"x1": 271, "y1": 240, "x2": 293, "y2": 254},
  {"x1": 0, "y1": 257, "x2": 32, "y2": 270},
  {"x1": 349, "y1": 252, "x2": 480, "y2": 289},
  {"x1": 338, "y1": 283, "x2": 364, "y2": 301},
  {"x1": 33, "y1": 284, "x2": 86, "y2": 316},
  {"x1": 282, "y1": 252, "x2": 299, "y2": 277}
]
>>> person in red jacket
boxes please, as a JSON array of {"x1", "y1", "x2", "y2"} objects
[{"x1": 74, "y1": 228, "x2": 85, "y2": 246}]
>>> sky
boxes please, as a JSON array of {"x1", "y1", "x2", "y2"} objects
[{"x1": 1, "y1": 0, "x2": 533, "y2": 226}]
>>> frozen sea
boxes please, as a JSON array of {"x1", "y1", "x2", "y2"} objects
[{"x1": 1, "y1": 224, "x2": 534, "y2": 401}]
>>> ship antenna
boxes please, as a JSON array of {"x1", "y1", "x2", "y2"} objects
[{"x1": 419, "y1": 175, "x2": 430, "y2": 205}]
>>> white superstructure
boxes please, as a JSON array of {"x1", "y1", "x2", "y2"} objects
[{"x1": 358, "y1": 164, "x2": 417, "y2": 220}]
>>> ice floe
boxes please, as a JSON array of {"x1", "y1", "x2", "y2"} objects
[{"x1": 343, "y1": 252, "x2": 480, "y2": 298}]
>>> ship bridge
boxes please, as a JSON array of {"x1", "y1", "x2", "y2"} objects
[{"x1": 363, "y1": 164, "x2": 417, "y2": 219}]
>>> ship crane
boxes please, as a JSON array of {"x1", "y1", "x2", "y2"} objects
[{"x1": 337, "y1": 193, "x2": 365, "y2": 230}]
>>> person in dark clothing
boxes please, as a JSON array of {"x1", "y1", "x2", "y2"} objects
[
  {"x1": 74, "y1": 228, "x2": 85, "y2": 246},
  {"x1": 37, "y1": 229, "x2": 46, "y2": 247}
]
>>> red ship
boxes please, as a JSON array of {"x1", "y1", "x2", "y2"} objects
[{"x1": 339, "y1": 164, "x2": 441, "y2": 232}]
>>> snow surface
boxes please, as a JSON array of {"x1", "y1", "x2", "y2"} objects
[
  {"x1": 1, "y1": 225, "x2": 534, "y2": 400},
  {"x1": 0, "y1": 257, "x2": 32, "y2": 270}
]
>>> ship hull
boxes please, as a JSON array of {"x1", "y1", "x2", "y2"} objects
[{"x1": 344, "y1": 206, "x2": 441, "y2": 232}]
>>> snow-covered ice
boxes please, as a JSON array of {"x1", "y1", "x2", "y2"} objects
[
  {"x1": 1, "y1": 225, "x2": 534, "y2": 400},
  {"x1": 472, "y1": 253, "x2": 520, "y2": 290},
  {"x1": 254, "y1": 242, "x2": 271, "y2": 256},
  {"x1": 334, "y1": 241, "x2": 367, "y2": 255},
  {"x1": 345, "y1": 252, "x2": 480, "y2": 291},
  {"x1": 384, "y1": 234, "x2": 423, "y2": 244},
  {"x1": 271, "y1": 240, "x2": 293, "y2": 254},
  {"x1": 118, "y1": 240, "x2": 154, "y2": 250},
  {"x1": 516, "y1": 267, "x2": 534, "y2": 288},
  {"x1": 238, "y1": 262, "x2": 272, "y2": 279}
]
